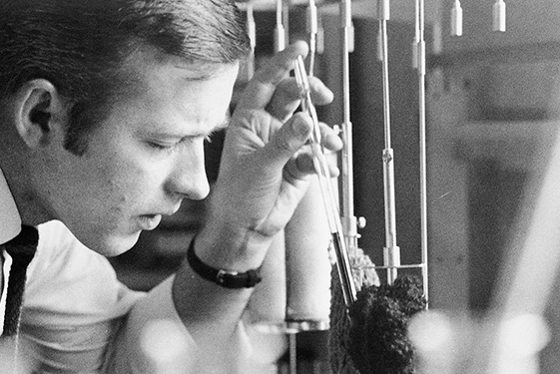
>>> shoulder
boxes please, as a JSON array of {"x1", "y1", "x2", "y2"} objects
[
  {"x1": 27, "y1": 220, "x2": 111, "y2": 283},
  {"x1": 37, "y1": 220, "x2": 78, "y2": 249},
  {"x1": 34, "y1": 220, "x2": 89, "y2": 265},
  {"x1": 23, "y1": 220, "x2": 144, "y2": 325}
]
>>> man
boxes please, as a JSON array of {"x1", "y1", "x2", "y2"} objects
[{"x1": 0, "y1": 0, "x2": 341, "y2": 373}]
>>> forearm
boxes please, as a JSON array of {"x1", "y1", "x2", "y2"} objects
[
  {"x1": 171, "y1": 224, "x2": 273, "y2": 347},
  {"x1": 105, "y1": 276, "x2": 251, "y2": 374}
]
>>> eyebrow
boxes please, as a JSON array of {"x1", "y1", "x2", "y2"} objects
[
  {"x1": 176, "y1": 63, "x2": 232, "y2": 82},
  {"x1": 142, "y1": 112, "x2": 230, "y2": 140}
]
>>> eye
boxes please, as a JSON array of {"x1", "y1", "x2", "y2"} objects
[{"x1": 147, "y1": 141, "x2": 175, "y2": 151}]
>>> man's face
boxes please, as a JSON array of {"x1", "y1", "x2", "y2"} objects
[{"x1": 32, "y1": 51, "x2": 239, "y2": 256}]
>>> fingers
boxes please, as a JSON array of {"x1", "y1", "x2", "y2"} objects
[
  {"x1": 320, "y1": 123, "x2": 344, "y2": 152},
  {"x1": 308, "y1": 77, "x2": 335, "y2": 106},
  {"x1": 289, "y1": 152, "x2": 340, "y2": 180},
  {"x1": 258, "y1": 112, "x2": 313, "y2": 173},
  {"x1": 231, "y1": 40, "x2": 341, "y2": 183},
  {"x1": 236, "y1": 41, "x2": 308, "y2": 112},
  {"x1": 267, "y1": 77, "x2": 334, "y2": 121},
  {"x1": 281, "y1": 122, "x2": 343, "y2": 181},
  {"x1": 236, "y1": 41, "x2": 334, "y2": 120}
]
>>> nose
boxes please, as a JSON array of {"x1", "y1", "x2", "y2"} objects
[{"x1": 167, "y1": 140, "x2": 210, "y2": 201}]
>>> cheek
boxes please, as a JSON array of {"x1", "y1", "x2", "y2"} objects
[
  {"x1": 60, "y1": 151, "x2": 139, "y2": 218},
  {"x1": 100, "y1": 153, "x2": 169, "y2": 208},
  {"x1": 98, "y1": 162, "x2": 147, "y2": 208}
]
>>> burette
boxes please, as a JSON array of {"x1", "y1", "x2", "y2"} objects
[
  {"x1": 293, "y1": 56, "x2": 357, "y2": 307},
  {"x1": 274, "y1": 0, "x2": 352, "y2": 310},
  {"x1": 305, "y1": 0, "x2": 358, "y2": 307},
  {"x1": 288, "y1": 0, "x2": 357, "y2": 308}
]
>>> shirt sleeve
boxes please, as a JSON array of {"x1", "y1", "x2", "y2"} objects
[
  {"x1": 103, "y1": 275, "x2": 253, "y2": 374},
  {"x1": 21, "y1": 220, "x2": 253, "y2": 373}
]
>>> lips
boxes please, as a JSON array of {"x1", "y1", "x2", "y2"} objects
[{"x1": 138, "y1": 214, "x2": 162, "y2": 230}]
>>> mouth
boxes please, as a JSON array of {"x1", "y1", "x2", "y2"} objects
[{"x1": 138, "y1": 214, "x2": 163, "y2": 231}]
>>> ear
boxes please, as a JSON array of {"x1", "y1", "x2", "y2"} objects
[{"x1": 13, "y1": 79, "x2": 68, "y2": 148}]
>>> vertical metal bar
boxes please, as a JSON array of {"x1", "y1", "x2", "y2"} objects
[
  {"x1": 246, "y1": 2, "x2": 256, "y2": 80},
  {"x1": 289, "y1": 333, "x2": 297, "y2": 374},
  {"x1": 340, "y1": 0, "x2": 359, "y2": 255},
  {"x1": 275, "y1": 0, "x2": 286, "y2": 52},
  {"x1": 307, "y1": 0, "x2": 318, "y2": 76},
  {"x1": 416, "y1": 0, "x2": 429, "y2": 304},
  {"x1": 378, "y1": 0, "x2": 400, "y2": 285}
]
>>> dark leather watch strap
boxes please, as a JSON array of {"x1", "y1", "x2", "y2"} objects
[{"x1": 186, "y1": 237, "x2": 262, "y2": 289}]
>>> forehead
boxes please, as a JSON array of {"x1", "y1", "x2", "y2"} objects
[
  {"x1": 121, "y1": 46, "x2": 239, "y2": 96},
  {"x1": 109, "y1": 48, "x2": 239, "y2": 133}
]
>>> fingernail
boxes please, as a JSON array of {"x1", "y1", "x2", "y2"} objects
[{"x1": 292, "y1": 117, "x2": 310, "y2": 138}]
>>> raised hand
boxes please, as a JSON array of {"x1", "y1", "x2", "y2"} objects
[{"x1": 199, "y1": 41, "x2": 341, "y2": 271}]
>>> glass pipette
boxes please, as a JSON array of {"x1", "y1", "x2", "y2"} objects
[{"x1": 293, "y1": 56, "x2": 357, "y2": 307}]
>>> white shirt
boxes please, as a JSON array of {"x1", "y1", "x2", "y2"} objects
[
  {"x1": 0, "y1": 168, "x2": 200, "y2": 373},
  {"x1": 0, "y1": 168, "x2": 21, "y2": 244},
  {"x1": 0, "y1": 168, "x2": 23, "y2": 337}
]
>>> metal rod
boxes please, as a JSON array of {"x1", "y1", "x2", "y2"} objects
[
  {"x1": 275, "y1": 0, "x2": 286, "y2": 52},
  {"x1": 416, "y1": 0, "x2": 429, "y2": 304},
  {"x1": 307, "y1": 0, "x2": 318, "y2": 76},
  {"x1": 340, "y1": 0, "x2": 360, "y2": 256},
  {"x1": 246, "y1": 2, "x2": 256, "y2": 80},
  {"x1": 451, "y1": 0, "x2": 463, "y2": 37},
  {"x1": 289, "y1": 333, "x2": 297, "y2": 374},
  {"x1": 493, "y1": 0, "x2": 506, "y2": 32},
  {"x1": 378, "y1": 0, "x2": 400, "y2": 285}
]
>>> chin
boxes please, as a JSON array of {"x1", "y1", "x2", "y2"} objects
[
  {"x1": 109, "y1": 233, "x2": 142, "y2": 257},
  {"x1": 83, "y1": 230, "x2": 142, "y2": 258},
  {"x1": 57, "y1": 219, "x2": 143, "y2": 257}
]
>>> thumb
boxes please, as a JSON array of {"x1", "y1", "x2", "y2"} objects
[{"x1": 260, "y1": 113, "x2": 312, "y2": 171}]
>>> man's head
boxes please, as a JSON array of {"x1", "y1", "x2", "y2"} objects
[
  {"x1": 0, "y1": 0, "x2": 250, "y2": 155},
  {"x1": 0, "y1": 0, "x2": 250, "y2": 255}
]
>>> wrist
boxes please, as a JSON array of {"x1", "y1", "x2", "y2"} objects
[
  {"x1": 194, "y1": 222, "x2": 272, "y2": 273},
  {"x1": 187, "y1": 237, "x2": 262, "y2": 289}
]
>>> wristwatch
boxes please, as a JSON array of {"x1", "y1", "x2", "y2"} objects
[{"x1": 186, "y1": 237, "x2": 262, "y2": 289}]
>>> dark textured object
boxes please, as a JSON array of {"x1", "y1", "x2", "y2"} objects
[
  {"x1": 329, "y1": 266, "x2": 360, "y2": 374},
  {"x1": 329, "y1": 248, "x2": 380, "y2": 374},
  {"x1": 347, "y1": 275, "x2": 427, "y2": 374}
]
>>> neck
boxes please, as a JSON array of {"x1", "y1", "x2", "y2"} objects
[{"x1": 0, "y1": 142, "x2": 52, "y2": 228}]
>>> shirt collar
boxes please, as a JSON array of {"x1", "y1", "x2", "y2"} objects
[{"x1": 0, "y1": 167, "x2": 22, "y2": 244}]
